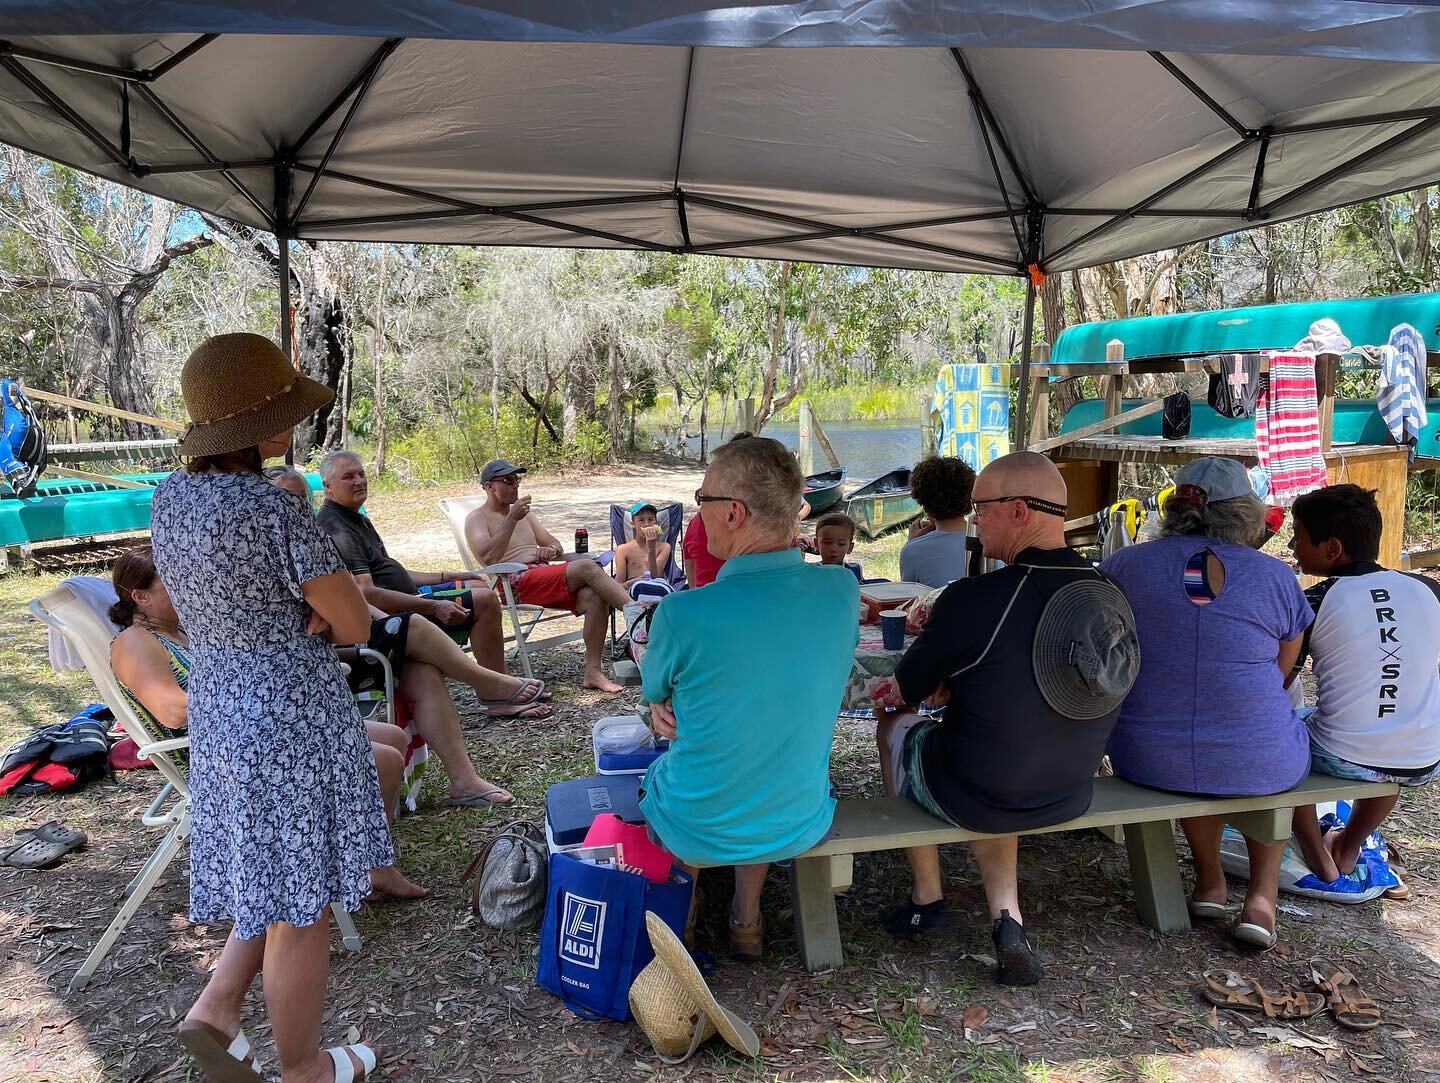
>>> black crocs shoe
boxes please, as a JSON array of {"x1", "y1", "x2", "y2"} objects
[
  {"x1": 991, "y1": 909, "x2": 1043, "y2": 986},
  {"x1": 882, "y1": 896, "x2": 947, "y2": 939}
]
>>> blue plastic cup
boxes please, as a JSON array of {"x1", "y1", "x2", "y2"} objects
[{"x1": 879, "y1": 609, "x2": 907, "y2": 651}]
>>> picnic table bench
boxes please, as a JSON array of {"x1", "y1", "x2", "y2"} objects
[{"x1": 788, "y1": 773, "x2": 1399, "y2": 972}]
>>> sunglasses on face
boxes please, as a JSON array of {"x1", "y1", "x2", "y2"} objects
[
  {"x1": 694, "y1": 488, "x2": 750, "y2": 511},
  {"x1": 971, "y1": 494, "x2": 1067, "y2": 517}
]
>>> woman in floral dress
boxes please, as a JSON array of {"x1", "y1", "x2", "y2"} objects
[{"x1": 154, "y1": 333, "x2": 388, "y2": 1083}]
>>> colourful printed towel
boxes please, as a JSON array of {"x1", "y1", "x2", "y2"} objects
[
  {"x1": 1254, "y1": 354, "x2": 1327, "y2": 506},
  {"x1": 929, "y1": 363, "x2": 1009, "y2": 470}
]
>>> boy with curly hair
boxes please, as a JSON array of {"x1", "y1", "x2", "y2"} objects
[{"x1": 900, "y1": 456, "x2": 978, "y2": 587}]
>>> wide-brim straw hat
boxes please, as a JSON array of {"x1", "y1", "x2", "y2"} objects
[
  {"x1": 177, "y1": 333, "x2": 333, "y2": 456},
  {"x1": 629, "y1": 911, "x2": 760, "y2": 1063}
]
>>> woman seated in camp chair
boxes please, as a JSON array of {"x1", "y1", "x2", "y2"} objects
[{"x1": 108, "y1": 546, "x2": 428, "y2": 900}]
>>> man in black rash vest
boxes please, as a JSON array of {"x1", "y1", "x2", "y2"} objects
[{"x1": 877, "y1": 452, "x2": 1133, "y2": 986}]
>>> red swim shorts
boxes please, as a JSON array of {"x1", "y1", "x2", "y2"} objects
[{"x1": 499, "y1": 562, "x2": 580, "y2": 613}]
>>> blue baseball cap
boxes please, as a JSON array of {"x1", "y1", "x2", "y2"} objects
[
  {"x1": 481, "y1": 460, "x2": 527, "y2": 484},
  {"x1": 630, "y1": 501, "x2": 658, "y2": 517}
]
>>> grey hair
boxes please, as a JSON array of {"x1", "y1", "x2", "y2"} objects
[
  {"x1": 319, "y1": 449, "x2": 362, "y2": 481},
  {"x1": 263, "y1": 464, "x2": 305, "y2": 484},
  {"x1": 1159, "y1": 492, "x2": 1268, "y2": 546},
  {"x1": 709, "y1": 436, "x2": 803, "y2": 537}
]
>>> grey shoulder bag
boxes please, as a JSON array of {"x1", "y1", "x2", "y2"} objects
[{"x1": 460, "y1": 819, "x2": 548, "y2": 930}]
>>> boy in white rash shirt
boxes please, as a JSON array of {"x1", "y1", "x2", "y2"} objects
[{"x1": 1288, "y1": 484, "x2": 1440, "y2": 885}]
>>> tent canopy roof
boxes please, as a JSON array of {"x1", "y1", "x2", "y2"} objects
[{"x1": 1, "y1": 3, "x2": 1439, "y2": 273}]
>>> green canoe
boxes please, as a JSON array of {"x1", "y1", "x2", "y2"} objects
[
  {"x1": 1050, "y1": 291, "x2": 1440, "y2": 364},
  {"x1": 845, "y1": 469, "x2": 921, "y2": 539}
]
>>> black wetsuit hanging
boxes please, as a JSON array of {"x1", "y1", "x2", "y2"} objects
[{"x1": 1207, "y1": 354, "x2": 1262, "y2": 419}]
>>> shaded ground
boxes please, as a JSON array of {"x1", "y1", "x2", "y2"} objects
[{"x1": 2, "y1": 466, "x2": 1439, "y2": 1081}]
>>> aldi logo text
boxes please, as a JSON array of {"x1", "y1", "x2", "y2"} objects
[{"x1": 560, "y1": 892, "x2": 606, "y2": 970}]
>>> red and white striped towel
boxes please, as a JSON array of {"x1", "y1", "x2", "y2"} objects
[{"x1": 1254, "y1": 354, "x2": 1327, "y2": 506}]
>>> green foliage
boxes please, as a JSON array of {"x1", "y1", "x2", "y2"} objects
[{"x1": 384, "y1": 398, "x2": 611, "y2": 481}]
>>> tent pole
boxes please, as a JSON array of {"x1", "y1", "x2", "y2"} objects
[{"x1": 1016, "y1": 276, "x2": 1037, "y2": 449}]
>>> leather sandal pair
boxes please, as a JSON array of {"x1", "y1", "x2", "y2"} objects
[{"x1": 1201, "y1": 959, "x2": 1380, "y2": 1030}]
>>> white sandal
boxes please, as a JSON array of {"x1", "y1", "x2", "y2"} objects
[{"x1": 326, "y1": 1043, "x2": 377, "y2": 1082}]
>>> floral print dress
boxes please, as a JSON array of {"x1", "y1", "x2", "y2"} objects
[{"x1": 151, "y1": 470, "x2": 393, "y2": 939}]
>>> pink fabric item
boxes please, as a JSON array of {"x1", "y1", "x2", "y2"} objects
[
  {"x1": 581, "y1": 813, "x2": 673, "y2": 883},
  {"x1": 1254, "y1": 354, "x2": 1327, "y2": 506}
]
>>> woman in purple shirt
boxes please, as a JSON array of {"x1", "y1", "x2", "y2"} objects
[{"x1": 1101, "y1": 458, "x2": 1312, "y2": 950}]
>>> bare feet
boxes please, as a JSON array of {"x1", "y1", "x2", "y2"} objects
[
  {"x1": 288, "y1": 1044, "x2": 375, "y2": 1083},
  {"x1": 1238, "y1": 894, "x2": 1277, "y2": 935},
  {"x1": 1325, "y1": 827, "x2": 1360, "y2": 877},
  {"x1": 583, "y1": 670, "x2": 624, "y2": 694},
  {"x1": 367, "y1": 866, "x2": 429, "y2": 901}
]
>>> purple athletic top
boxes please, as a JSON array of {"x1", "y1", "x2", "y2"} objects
[{"x1": 1100, "y1": 535, "x2": 1313, "y2": 796}]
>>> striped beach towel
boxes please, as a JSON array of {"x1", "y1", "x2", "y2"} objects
[
  {"x1": 1254, "y1": 354, "x2": 1327, "y2": 506},
  {"x1": 1378, "y1": 322, "x2": 1428, "y2": 454}
]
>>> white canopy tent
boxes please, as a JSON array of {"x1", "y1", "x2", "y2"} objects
[{"x1": 1, "y1": 1, "x2": 1438, "y2": 434}]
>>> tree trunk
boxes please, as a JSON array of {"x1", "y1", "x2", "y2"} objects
[
  {"x1": 697, "y1": 349, "x2": 714, "y2": 464},
  {"x1": 754, "y1": 260, "x2": 793, "y2": 431},
  {"x1": 606, "y1": 339, "x2": 622, "y2": 463},
  {"x1": 371, "y1": 246, "x2": 388, "y2": 475}
]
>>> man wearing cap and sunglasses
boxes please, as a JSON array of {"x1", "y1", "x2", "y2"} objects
[
  {"x1": 876, "y1": 451, "x2": 1139, "y2": 986},
  {"x1": 465, "y1": 459, "x2": 634, "y2": 693}
]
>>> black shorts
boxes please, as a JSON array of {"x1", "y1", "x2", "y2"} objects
[
  {"x1": 416, "y1": 581, "x2": 476, "y2": 645},
  {"x1": 344, "y1": 612, "x2": 412, "y2": 696}
]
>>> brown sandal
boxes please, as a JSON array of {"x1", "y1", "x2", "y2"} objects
[
  {"x1": 1201, "y1": 970, "x2": 1326, "y2": 1020},
  {"x1": 1310, "y1": 959, "x2": 1381, "y2": 1030}
]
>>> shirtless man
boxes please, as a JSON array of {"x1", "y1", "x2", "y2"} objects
[{"x1": 465, "y1": 460, "x2": 631, "y2": 693}]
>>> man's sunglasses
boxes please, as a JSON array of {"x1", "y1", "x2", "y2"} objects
[
  {"x1": 971, "y1": 494, "x2": 1067, "y2": 517},
  {"x1": 490, "y1": 474, "x2": 523, "y2": 486},
  {"x1": 694, "y1": 489, "x2": 749, "y2": 511}
]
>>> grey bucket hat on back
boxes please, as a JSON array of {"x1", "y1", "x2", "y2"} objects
[{"x1": 1032, "y1": 578, "x2": 1141, "y2": 720}]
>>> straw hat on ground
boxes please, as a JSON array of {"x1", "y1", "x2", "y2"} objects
[
  {"x1": 629, "y1": 911, "x2": 760, "y2": 1064},
  {"x1": 177, "y1": 333, "x2": 333, "y2": 456}
]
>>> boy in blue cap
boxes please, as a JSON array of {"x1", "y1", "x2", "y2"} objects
[{"x1": 613, "y1": 501, "x2": 673, "y2": 598}]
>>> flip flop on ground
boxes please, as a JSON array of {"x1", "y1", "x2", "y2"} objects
[
  {"x1": 444, "y1": 785, "x2": 515, "y2": 807},
  {"x1": 482, "y1": 679, "x2": 552, "y2": 719},
  {"x1": 1310, "y1": 958, "x2": 1381, "y2": 1030},
  {"x1": 1201, "y1": 970, "x2": 1325, "y2": 1020},
  {"x1": 0, "y1": 821, "x2": 87, "y2": 869}
]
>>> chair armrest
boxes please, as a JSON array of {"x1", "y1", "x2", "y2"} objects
[
  {"x1": 482, "y1": 562, "x2": 530, "y2": 574},
  {"x1": 138, "y1": 735, "x2": 191, "y2": 757}
]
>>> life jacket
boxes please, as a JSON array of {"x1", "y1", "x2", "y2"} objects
[
  {"x1": 0, "y1": 379, "x2": 47, "y2": 498},
  {"x1": 0, "y1": 704, "x2": 112, "y2": 796}
]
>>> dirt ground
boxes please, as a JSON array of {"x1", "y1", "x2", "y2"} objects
[{"x1": 3, "y1": 463, "x2": 1440, "y2": 1082}]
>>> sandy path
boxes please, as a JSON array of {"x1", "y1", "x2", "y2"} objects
[{"x1": 367, "y1": 459, "x2": 706, "y2": 568}]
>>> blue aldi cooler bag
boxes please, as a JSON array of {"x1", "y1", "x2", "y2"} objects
[{"x1": 535, "y1": 852, "x2": 692, "y2": 1021}]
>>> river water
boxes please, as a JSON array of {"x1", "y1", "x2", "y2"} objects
[{"x1": 662, "y1": 418, "x2": 925, "y2": 484}]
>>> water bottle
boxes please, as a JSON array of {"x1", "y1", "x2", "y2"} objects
[{"x1": 574, "y1": 527, "x2": 588, "y2": 554}]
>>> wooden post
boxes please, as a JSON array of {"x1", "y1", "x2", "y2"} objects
[
  {"x1": 1122, "y1": 818, "x2": 1192, "y2": 935},
  {"x1": 1026, "y1": 341, "x2": 1052, "y2": 448},
  {"x1": 1103, "y1": 340, "x2": 1125, "y2": 418},
  {"x1": 1316, "y1": 353, "x2": 1338, "y2": 452},
  {"x1": 790, "y1": 855, "x2": 845, "y2": 972},
  {"x1": 739, "y1": 397, "x2": 755, "y2": 434},
  {"x1": 798, "y1": 399, "x2": 815, "y2": 475},
  {"x1": 919, "y1": 396, "x2": 937, "y2": 457},
  {"x1": 811, "y1": 410, "x2": 841, "y2": 469}
]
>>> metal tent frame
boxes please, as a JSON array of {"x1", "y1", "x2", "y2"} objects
[{"x1": 2, "y1": 8, "x2": 1439, "y2": 438}]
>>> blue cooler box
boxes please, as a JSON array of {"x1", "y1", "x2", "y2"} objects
[{"x1": 545, "y1": 774, "x2": 645, "y2": 854}]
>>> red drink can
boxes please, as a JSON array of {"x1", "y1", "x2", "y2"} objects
[{"x1": 574, "y1": 527, "x2": 589, "y2": 553}]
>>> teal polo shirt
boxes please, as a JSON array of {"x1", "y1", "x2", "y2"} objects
[{"x1": 639, "y1": 547, "x2": 860, "y2": 867}]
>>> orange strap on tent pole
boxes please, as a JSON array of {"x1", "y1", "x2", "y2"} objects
[{"x1": 1027, "y1": 263, "x2": 1046, "y2": 288}]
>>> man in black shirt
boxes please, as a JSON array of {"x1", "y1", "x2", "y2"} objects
[
  {"x1": 879, "y1": 452, "x2": 1134, "y2": 986},
  {"x1": 316, "y1": 450, "x2": 508, "y2": 670}
]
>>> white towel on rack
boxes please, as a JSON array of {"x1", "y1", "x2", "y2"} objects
[{"x1": 1378, "y1": 323, "x2": 1428, "y2": 449}]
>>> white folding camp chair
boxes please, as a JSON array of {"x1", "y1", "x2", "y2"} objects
[
  {"x1": 29, "y1": 584, "x2": 366, "y2": 993},
  {"x1": 437, "y1": 495, "x2": 583, "y2": 679}
]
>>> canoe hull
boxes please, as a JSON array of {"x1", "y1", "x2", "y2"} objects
[
  {"x1": 845, "y1": 469, "x2": 922, "y2": 539},
  {"x1": 804, "y1": 468, "x2": 847, "y2": 514}
]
